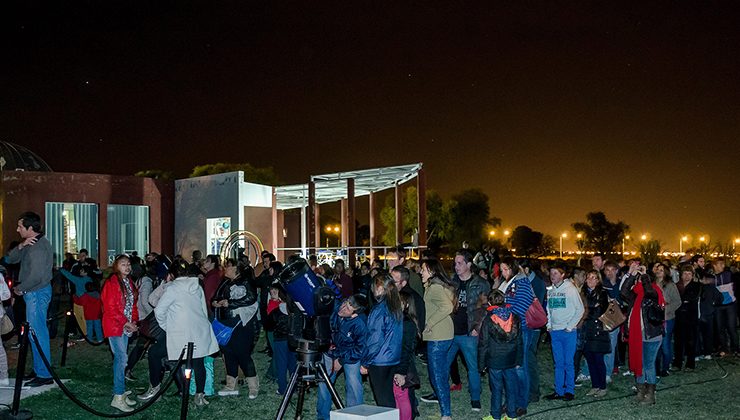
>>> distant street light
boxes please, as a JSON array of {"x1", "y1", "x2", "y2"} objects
[
  {"x1": 622, "y1": 235, "x2": 631, "y2": 255},
  {"x1": 680, "y1": 235, "x2": 688, "y2": 254},
  {"x1": 641, "y1": 234, "x2": 648, "y2": 241},
  {"x1": 560, "y1": 233, "x2": 567, "y2": 258},
  {"x1": 489, "y1": 230, "x2": 496, "y2": 237},
  {"x1": 699, "y1": 236, "x2": 706, "y2": 243}
]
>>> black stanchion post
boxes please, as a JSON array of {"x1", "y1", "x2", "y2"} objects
[
  {"x1": 3, "y1": 322, "x2": 33, "y2": 420},
  {"x1": 179, "y1": 342, "x2": 194, "y2": 420},
  {"x1": 60, "y1": 311, "x2": 73, "y2": 367}
]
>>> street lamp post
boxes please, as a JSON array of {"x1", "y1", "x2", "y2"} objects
[
  {"x1": 622, "y1": 235, "x2": 630, "y2": 256},
  {"x1": 560, "y1": 233, "x2": 567, "y2": 258},
  {"x1": 680, "y1": 236, "x2": 688, "y2": 254}
]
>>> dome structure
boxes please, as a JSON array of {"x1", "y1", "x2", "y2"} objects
[{"x1": 0, "y1": 141, "x2": 53, "y2": 172}]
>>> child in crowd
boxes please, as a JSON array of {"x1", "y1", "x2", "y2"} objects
[
  {"x1": 394, "y1": 291, "x2": 421, "y2": 420},
  {"x1": 266, "y1": 282, "x2": 295, "y2": 395},
  {"x1": 317, "y1": 294, "x2": 368, "y2": 420},
  {"x1": 478, "y1": 290, "x2": 523, "y2": 420},
  {"x1": 74, "y1": 282, "x2": 103, "y2": 341}
]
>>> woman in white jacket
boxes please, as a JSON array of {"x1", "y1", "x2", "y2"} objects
[{"x1": 154, "y1": 260, "x2": 219, "y2": 406}]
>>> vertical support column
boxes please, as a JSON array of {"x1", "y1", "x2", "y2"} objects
[
  {"x1": 314, "y1": 203, "x2": 321, "y2": 252},
  {"x1": 340, "y1": 199, "x2": 348, "y2": 247},
  {"x1": 369, "y1": 192, "x2": 376, "y2": 262},
  {"x1": 99, "y1": 203, "x2": 108, "y2": 267},
  {"x1": 416, "y1": 167, "x2": 427, "y2": 248},
  {"x1": 272, "y1": 187, "x2": 279, "y2": 256},
  {"x1": 307, "y1": 181, "x2": 316, "y2": 256},
  {"x1": 395, "y1": 182, "x2": 403, "y2": 246},
  {"x1": 346, "y1": 178, "x2": 356, "y2": 267}
]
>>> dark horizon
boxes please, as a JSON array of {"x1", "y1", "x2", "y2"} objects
[{"x1": 3, "y1": 2, "x2": 739, "y2": 247}]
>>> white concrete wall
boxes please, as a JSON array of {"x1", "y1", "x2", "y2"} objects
[{"x1": 174, "y1": 172, "x2": 241, "y2": 258}]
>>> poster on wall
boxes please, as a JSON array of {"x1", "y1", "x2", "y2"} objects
[{"x1": 207, "y1": 217, "x2": 231, "y2": 255}]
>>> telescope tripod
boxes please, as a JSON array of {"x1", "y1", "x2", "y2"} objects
[{"x1": 275, "y1": 345, "x2": 344, "y2": 420}]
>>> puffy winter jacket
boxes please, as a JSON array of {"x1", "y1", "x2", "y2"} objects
[
  {"x1": 331, "y1": 314, "x2": 368, "y2": 365},
  {"x1": 478, "y1": 306, "x2": 523, "y2": 371},
  {"x1": 362, "y1": 298, "x2": 402, "y2": 367},
  {"x1": 582, "y1": 285, "x2": 611, "y2": 354}
]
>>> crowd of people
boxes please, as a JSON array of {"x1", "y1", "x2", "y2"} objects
[{"x1": 1, "y1": 211, "x2": 739, "y2": 420}]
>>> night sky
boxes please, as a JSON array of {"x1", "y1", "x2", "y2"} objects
[{"x1": 3, "y1": 2, "x2": 740, "y2": 249}]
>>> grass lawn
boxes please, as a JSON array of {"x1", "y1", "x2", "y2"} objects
[{"x1": 9, "y1": 324, "x2": 740, "y2": 420}]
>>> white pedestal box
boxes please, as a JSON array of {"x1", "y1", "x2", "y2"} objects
[{"x1": 330, "y1": 404, "x2": 399, "y2": 420}]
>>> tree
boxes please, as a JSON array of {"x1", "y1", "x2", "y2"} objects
[
  {"x1": 572, "y1": 212, "x2": 630, "y2": 255},
  {"x1": 510, "y1": 225, "x2": 544, "y2": 257},
  {"x1": 189, "y1": 163, "x2": 282, "y2": 185},
  {"x1": 448, "y1": 188, "x2": 492, "y2": 251},
  {"x1": 638, "y1": 239, "x2": 663, "y2": 266},
  {"x1": 135, "y1": 169, "x2": 174, "y2": 181},
  {"x1": 379, "y1": 187, "x2": 452, "y2": 246}
]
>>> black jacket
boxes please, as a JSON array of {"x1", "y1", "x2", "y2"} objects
[
  {"x1": 676, "y1": 281, "x2": 701, "y2": 320},
  {"x1": 395, "y1": 316, "x2": 419, "y2": 376},
  {"x1": 478, "y1": 310, "x2": 523, "y2": 371},
  {"x1": 213, "y1": 275, "x2": 257, "y2": 327},
  {"x1": 582, "y1": 286, "x2": 611, "y2": 354}
]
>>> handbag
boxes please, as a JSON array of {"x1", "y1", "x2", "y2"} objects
[
  {"x1": 139, "y1": 311, "x2": 165, "y2": 341},
  {"x1": 525, "y1": 297, "x2": 547, "y2": 329},
  {"x1": 0, "y1": 315, "x2": 13, "y2": 335},
  {"x1": 642, "y1": 297, "x2": 665, "y2": 326},
  {"x1": 212, "y1": 318, "x2": 237, "y2": 346},
  {"x1": 598, "y1": 299, "x2": 626, "y2": 331}
]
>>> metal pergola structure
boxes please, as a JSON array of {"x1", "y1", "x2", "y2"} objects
[{"x1": 271, "y1": 163, "x2": 426, "y2": 264}]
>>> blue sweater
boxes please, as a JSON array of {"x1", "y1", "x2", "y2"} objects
[{"x1": 362, "y1": 299, "x2": 402, "y2": 367}]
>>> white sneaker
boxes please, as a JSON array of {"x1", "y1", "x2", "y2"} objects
[
  {"x1": 622, "y1": 370, "x2": 634, "y2": 376},
  {"x1": 606, "y1": 376, "x2": 612, "y2": 384},
  {"x1": 576, "y1": 373, "x2": 590, "y2": 383},
  {"x1": 704, "y1": 355, "x2": 712, "y2": 360}
]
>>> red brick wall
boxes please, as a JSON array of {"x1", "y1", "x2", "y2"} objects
[{"x1": 1, "y1": 170, "x2": 174, "y2": 267}]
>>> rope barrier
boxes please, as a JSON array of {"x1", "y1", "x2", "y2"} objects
[
  {"x1": 525, "y1": 358, "x2": 731, "y2": 418},
  {"x1": 30, "y1": 328, "x2": 185, "y2": 418}
]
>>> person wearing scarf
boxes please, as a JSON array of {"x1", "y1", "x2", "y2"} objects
[{"x1": 621, "y1": 268, "x2": 665, "y2": 406}]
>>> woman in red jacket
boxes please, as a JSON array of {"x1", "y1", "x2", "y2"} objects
[{"x1": 102, "y1": 255, "x2": 139, "y2": 412}]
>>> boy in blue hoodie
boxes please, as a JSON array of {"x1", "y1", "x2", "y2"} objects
[
  {"x1": 478, "y1": 290, "x2": 523, "y2": 420},
  {"x1": 317, "y1": 294, "x2": 368, "y2": 420}
]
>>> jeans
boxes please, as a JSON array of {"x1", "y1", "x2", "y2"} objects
[
  {"x1": 584, "y1": 351, "x2": 606, "y2": 389},
  {"x1": 604, "y1": 327, "x2": 620, "y2": 377},
  {"x1": 514, "y1": 327, "x2": 533, "y2": 409},
  {"x1": 528, "y1": 328, "x2": 541, "y2": 400},
  {"x1": 85, "y1": 319, "x2": 103, "y2": 342},
  {"x1": 317, "y1": 358, "x2": 364, "y2": 419},
  {"x1": 428, "y1": 339, "x2": 453, "y2": 417},
  {"x1": 488, "y1": 368, "x2": 518, "y2": 419},
  {"x1": 658, "y1": 319, "x2": 675, "y2": 372},
  {"x1": 25, "y1": 286, "x2": 52, "y2": 378},
  {"x1": 445, "y1": 335, "x2": 481, "y2": 401},
  {"x1": 109, "y1": 335, "x2": 129, "y2": 395},
  {"x1": 272, "y1": 339, "x2": 296, "y2": 394},
  {"x1": 715, "y1": 304, "x2": 738, "y2": 352},
  {"x1": 550, "y1": 329, "x2": 577, "y2": 396},
  {"x1": 636, "y1": 339, "x2": 661, "y2": 385}
]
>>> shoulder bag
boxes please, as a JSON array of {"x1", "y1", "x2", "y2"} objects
[{"x1": 598, "y1": 299, "x2": 626, "y2": 331}]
